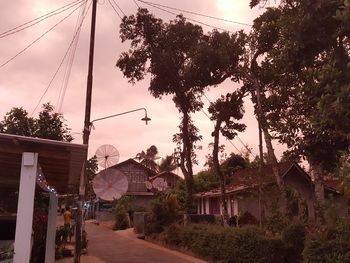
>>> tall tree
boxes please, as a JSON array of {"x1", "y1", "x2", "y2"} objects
[
  {"x1": 135, "y1": 145, "x2": 159, "y2": 171},
  {"x1": 248, "y1": 0, "x2": 350, "y2": 220},
  {"x1": 208, "y1": 92, "x2": 246, "y2": 225},
  {"x1": 117, "y1": 9, "x2": 246, "y2": 211},
  {"x1": 0, "y1": 103, "x2": 73, "y2": 142}
]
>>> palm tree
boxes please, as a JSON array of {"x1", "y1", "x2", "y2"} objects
[
  {"x1": 135, "y1": 145, "x2": 159, "y2": 171},
  {"x1": 158, "y1": 155, "x2": 177, "y2": 172}
]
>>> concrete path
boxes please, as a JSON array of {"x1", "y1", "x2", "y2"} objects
[{"x1": 57, "y1": 222, "x2": 206, "y2": 263}]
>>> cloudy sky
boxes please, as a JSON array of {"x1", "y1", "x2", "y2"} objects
[{"x1": 0, "y1": 0, "x2": 284, "y2": 173}]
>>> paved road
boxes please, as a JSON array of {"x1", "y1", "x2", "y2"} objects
[{"x1": 82, "y1": 222, "x2": 206, "y2": 263}]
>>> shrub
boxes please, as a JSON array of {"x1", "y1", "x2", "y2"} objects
[
  {"x1": 145, "y1": 195, "x2": 179, "y2": 234},
  {"x1": 303, "y1": 221, "x2": 350, "y2": 263},
  {"x1": 282, "y1": 223, "x2": 305, "y2": 262},
  {"x1": 114, "y1": 197, "x2": 130, "y2": 230},
  {"x1": 238, "y1": 211, "x2": 258, "y2": 226},
  {"x1": 165, "y1": 223, "x2": 287, "y2": 263}
]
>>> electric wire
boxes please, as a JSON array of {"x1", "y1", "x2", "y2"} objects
[
  {"x1": 0, "y1": 1, "x2": 87, "y2": 69},
  {"x1": 56, "y1": 0, "x2": 89, "y2": 113},
  {"x1": 31, "y1": 1, "x2": 92, "y2": 116},
  {"x1": 111, "y1": 0, "x2": 126, "y2": 17},
  {"x1": 133, "y1": 0, "x2": 140, "y2": 9},
  {"x1": 137, "y1": 0, "x2": 252, "y2": 27},
  {"x1": 0, "y1": 0, "x2": 86, "y2": 39},
  {"x1": 136, "y1": 0, "x2": 235, "y2": 33},
  {"x1": 108, "y1": 0, "x2": 123, "y2": 19}
]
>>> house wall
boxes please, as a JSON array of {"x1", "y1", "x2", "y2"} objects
[
  {"x1": 283, "y1": 166, "x2": 315, "y2": 220},
  {"x1": 237, "y1": 195, "x2": 260, "y2": 219},
  {"x1": 114, "y1": 163, "x2": 149, "y2": 193}
]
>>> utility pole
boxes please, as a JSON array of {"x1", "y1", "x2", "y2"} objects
[{"x1": 75, "y1": 0, "x2": 97, "y2": 262}]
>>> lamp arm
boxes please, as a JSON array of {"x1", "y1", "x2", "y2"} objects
[{"x1": 90, "y1": 108, "x2": 148, "y2": 125}]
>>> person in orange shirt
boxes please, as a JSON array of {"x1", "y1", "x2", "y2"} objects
[{"x1": 63, "y1": 206, "x2": 72, "y2": 242}]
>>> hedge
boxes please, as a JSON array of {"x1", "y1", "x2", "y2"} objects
[{"x1": 165, "y1": 224, "x2": 287, "y2": 263}]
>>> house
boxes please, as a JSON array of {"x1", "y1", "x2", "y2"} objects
[
  {"x1": 196, "y1": 162, "x2": 348, "y2": 221},
  {"x1": 100, "y1": 159, "x2": 180, "y2": 210}
]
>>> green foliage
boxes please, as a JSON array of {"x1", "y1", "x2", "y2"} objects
[
  {"x1": 114, "y1": 196, "x2": 132, "y2": 230},
  {"x1": 145, "y1": 194, "x2": 179, "y2": 234},
  {"x1": 117, "y1": 8, "x2": 246, "y2": 212},
  {"x1": 282, "y1": 223, "x2": 306, "y2": 263},
  {"x1": 135, "y1": 145, "x2": 159, "y2": 171},
  {"x1": 0, "y1": 103, "x2": 72, "y2": 142},
  {"x1": 85, "y1": 156, "x2": 98, "y2": 199},
  {"x1": 303, "y1": 221, "x2": 350, "y2": 263},
  {"x1": 238, "y1": 210, "x2": 259, "y2": 226},
  {"x1": 194, "y1": 170, "x2": 220, "y2": 193},
  {"x1": 158, "y1": 155, "x2": 177, "y2": 172},
  {"x1": 264, "y1": 210, "x2": 289, "y2": 235},
  {"x1": 165, "y1": 223, "x2": 287, "y2": 263}
]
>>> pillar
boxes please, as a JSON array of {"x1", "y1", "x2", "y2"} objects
[{"x1": 14, "y1": 152, "x2": 38, "y2": 263}]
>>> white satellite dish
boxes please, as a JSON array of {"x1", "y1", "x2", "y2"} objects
[
  {"x1": 95, "y1": 144, "x2": 119, "y2": 168},
  {"x1": 145, "y1": 181, "x2": 153, "y2": 190},
  {"x1": 92, "y1": 169, "x2": 128, "y2": 201},
  {"x1": 152, "y1": 177, "x2": 168, "y2": 191}
]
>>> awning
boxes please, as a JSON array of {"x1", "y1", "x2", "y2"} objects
[{"x1": 0, "y1": 133, "x2": 87, "y2": 194}]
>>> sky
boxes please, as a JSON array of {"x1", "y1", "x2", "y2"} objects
[{"x1": 0, "y1": 0, "x2": 285, "y2": 173}]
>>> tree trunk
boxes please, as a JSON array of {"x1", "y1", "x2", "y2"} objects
[
  {"x1": 180, "y1": 110, "x2": 195, "y2": 213},
  {"x1": 212, "y1": 120, "x2": 229, "y2": 227},
  {"x1": 310, "y1": 162, "x2": 325, "y2": 223},
  {"x1": 250, "y1": 54, "x2": 288, "y2": 214}
]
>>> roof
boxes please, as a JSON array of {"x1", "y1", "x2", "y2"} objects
[
  {"x1": 196, "y1": 162, "x2": 311, "y2": 198},
  {"x1": 150, "y1": 171, "x2": 182, "y2": 181},
  {"x1": 109, "y1": 158, "x2": 157, "y2": 177},
  {"x1": 0, "y1": 133, "x2": 87, "y2": 194}
]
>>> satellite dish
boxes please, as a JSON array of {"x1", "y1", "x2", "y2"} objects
[
  {"x1": 152, "y1": 177, "x2": 168, "y2": 191},
  {"x1": 92, "y1": 169, "x2": 128, "y2": 201},
  {"x1": 145, "y1": 181, "x2": 153, "y2": 190},
  {"x1": 95, "y1": 144, "x2": 119, "y2": 168}
]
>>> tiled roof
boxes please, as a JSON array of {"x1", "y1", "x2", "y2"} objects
[{"x1": 196, "y1": 162, "x2": 307, "y2": 198}]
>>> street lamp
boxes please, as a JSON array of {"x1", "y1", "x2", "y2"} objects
[{"x1": 90, "y1": 108, "x2": 151, "y2": 128}]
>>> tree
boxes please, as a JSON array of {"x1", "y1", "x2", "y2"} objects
[
  {"x1": 135, "y1": 145, "x2": 159, "y2": 171},
  {"x1": 248, "y1": 0, "x2": 350, "y2": 220},
  {"x1": 117, "y1": 9, "x2": 246, "y2": 212},
  {"x1": 0, "y1": 103, "x2": 73, "y2": 142},
  {"x1": 0, "y1": 107, "x2": 35, "y2": 136},
  {"x1": 208, "y1": 92, "x2": 246, "y2": 225},
  {"x1": 158, "y1": 155, "x2": 177, "y2": 172},
  {"x1": 85, "y1": 156, "x2": 98, "y2": 199}
]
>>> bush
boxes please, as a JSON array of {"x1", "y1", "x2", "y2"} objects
[
  {"x1": 114, "y1": 197, "x2": 130, "y2": 230},
  {"x1": 238, "y1": 211, "x2": 259, "y2": 226},
  {"x1": 165, "y1": 223, "x2": 287, "y2": 263},
  {"x1": 145, "y1": 194, "x2": 179, "y2": 234},
  {"x1": 303, "y1": 221, "x2": 350, "y2": 263},
  {"x1": 282, "y1": 223, "x2": 305, "y2": 262}
]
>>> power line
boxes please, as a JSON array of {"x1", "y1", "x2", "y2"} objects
[
  {"x1": 30, "y1": 1, "x2": 93, "y2": 116},
  {"x1": 0, "y1": 0, "x2": 86, "y2": 39},
  {"x1": 57, "y1": 1, "x2": 89, "y2": 113},
  {"x1": 108, "y1": 0, "x2": 123, "y2": 19},
  {"x1": 133, "y1": 0, "x2": 140, "y2": 9},
  {"x1": 0, "y1": 1, "x2": 86, "y2": 69},
  {"x1": 137, "y1": 0, "x2": 235, "y2": 33},
  {"x1": 137, "y1": 0, "x2": 252, "y2": 27},
  {"x1": 111, "y1": 0, "x2": 126, "y2": 17}
]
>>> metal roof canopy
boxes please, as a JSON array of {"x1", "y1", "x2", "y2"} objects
[{"x1": 0, "y1": 133, "x2": 87, "y2": 194}]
